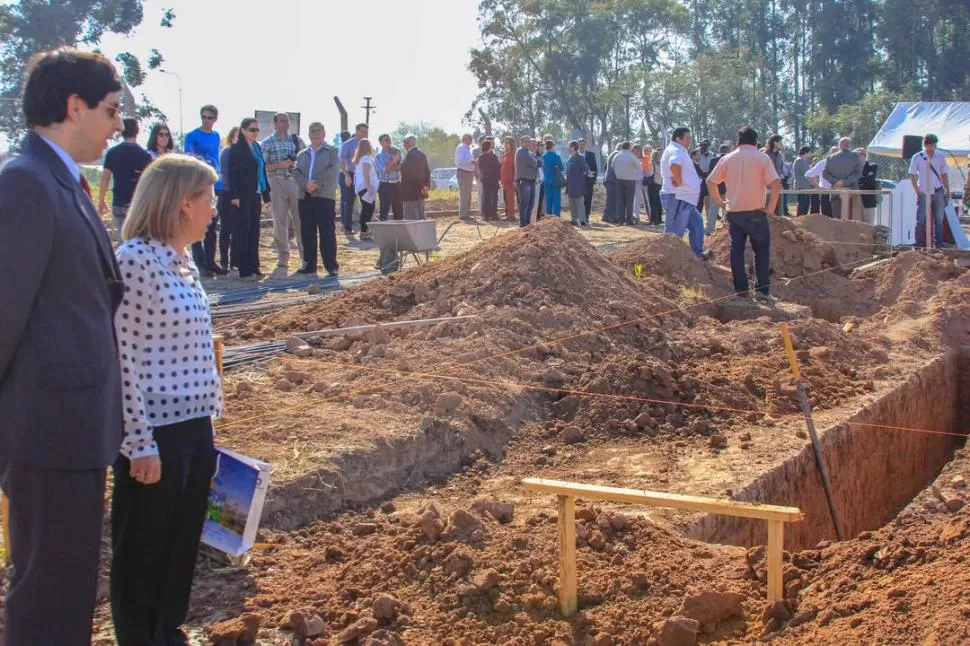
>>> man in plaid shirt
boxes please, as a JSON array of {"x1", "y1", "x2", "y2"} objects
[
  {"x1": 261, "y1": 113, "x2": 306, "y2": 271},
  {"x1": 375, "y1": 134, "x2": 403, "y2": 220}
]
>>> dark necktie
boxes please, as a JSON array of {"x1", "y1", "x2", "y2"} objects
[{"x1": 79, "y1": 175, "x2": 93, "y2": 200}]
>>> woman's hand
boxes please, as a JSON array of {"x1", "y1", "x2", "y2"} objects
[
  {"x1": 130, "y1": 455, "x2": 162, "y2": 485},
  {"x1": 231, "y1": 198, "x2": 240, "y2": 207}
]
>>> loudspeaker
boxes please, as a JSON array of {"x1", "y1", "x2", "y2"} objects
[{"x1": 902, "y1": 135, "x2": 923, "y2": 160}]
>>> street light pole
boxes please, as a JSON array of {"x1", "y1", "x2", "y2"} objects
[
  {"x1": 621, "y1": 92, "x2": 633, "y2": 141},
  {"x1": 159, "y1": 69, "x2": 183, "y2": 145}
]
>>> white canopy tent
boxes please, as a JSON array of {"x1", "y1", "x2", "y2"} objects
[{"x1": 869, "y1": 101, "x2": 970, "y2": 169}]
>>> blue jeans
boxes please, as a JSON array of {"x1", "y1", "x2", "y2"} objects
[
  {"x1": 916, "y1": 187, "x2": 946, "y2": 248},
  {"x1": 517, "y1": 179, "x2": 535, "y2": 227},
  {"x1": 660, "y1": 194, "x2": 705, "y2": 257},
  {"x1": 544, "y1": 184, "x2": 561, "y2": 215},
  {"x1": 339, "y1": 171, "x2": 356, "y2": 232},
  {"x1": 727, "y1": 210, "x2": 771, "y2": 295}
]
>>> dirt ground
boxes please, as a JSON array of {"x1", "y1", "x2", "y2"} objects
[{"x1": 77, "y1": 215, "x2": 970, "y2": 645}]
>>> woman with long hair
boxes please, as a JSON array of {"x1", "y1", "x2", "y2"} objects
[
  {"x1": 766, "y1": 134, "x2": 786, "y2": 215},
  {"x1": 228, "y1": 118, "x2": 271, "y2": 279},
  {"x1": 352, "y1": 138, "x2": 379, "y2": 239},
  {"x1": 501, "y1": 136, "x2": 517, "y2": 221},
  {"x1": 113, "y1": 154, "x2": 223, "y2": 646},
  {"x1": 146, "y1": 123, "x2": 174, "y2": 158},
  {"x1": 217, "y1": 126, "x2": 240, "y2": 270}
]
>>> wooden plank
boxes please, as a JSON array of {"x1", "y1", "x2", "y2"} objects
[
  {"x1": 522, "y1": 478, "x2": 803, "y2": 522},
  {"x1": 213, "y1": 335, "x2": 224, "y2": 378},
  {"x1": 766, "y1": 519, "x2": 784, "y2": 603},
  {"x1": 558, "y1": 495, "x2": 578, "y2": 617},
  {"x1": 778, "y1": 323, "x2": 801, "y2": 380}
]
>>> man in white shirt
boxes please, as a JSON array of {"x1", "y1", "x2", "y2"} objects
[
  {"x1": 908, "y1": 133, "x2": 950, "y2": 248},
  {"x1": 455, "y1": 134, "x2": 476, "y2": 220},
  {"x1": 660, "y1": 126, "x2": 709, "y2": 259}
]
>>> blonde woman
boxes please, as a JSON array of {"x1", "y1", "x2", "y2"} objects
[
  {"x1": 352, "y1": 138, "x2": 379, "y2": 239},
  {"x1": 113, "y1": 154, "x2": 223, "y2": 646}
]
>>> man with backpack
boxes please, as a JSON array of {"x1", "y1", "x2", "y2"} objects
[{"x1": 262, "y1": 112, "x2": 306, "y2": 271}]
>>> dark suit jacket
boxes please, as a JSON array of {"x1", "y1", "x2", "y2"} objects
[
  {"x1": 401, "y1": 146, "x2": 430, "y2": 202},
  {"x1": 478, "y1": 151, "x2": 501, "y2": 185},
  {"x1": 823, "y1": 149, "x2": 863, "y2": 188},
  {"x1": 229, "y1": 139, "x2": 271, "y2": 203},
  {"x1": 0, "y1": 132, "x2": 123, "y2": 469},
  {"x1": 584, "y1": 150, "x2": 598, "y2": 180}
]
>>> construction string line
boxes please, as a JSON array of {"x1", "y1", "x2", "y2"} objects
[{"x1": 217, "y1": 250, "x2": 895, "y2": 430}]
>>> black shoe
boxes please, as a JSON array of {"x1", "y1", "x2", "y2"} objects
[
  {"x1": 296, "y1": 266, "x2": 317, "y2": 275},
  {"x1": 210, "y1": 264, "x2": 229, "y2": 276},
  {"x1": 327, "y1": 270, "x2": 339, "y2": 277},
  {"x1": 199, "y1": 269, "x2": 214, "y2": 278}
]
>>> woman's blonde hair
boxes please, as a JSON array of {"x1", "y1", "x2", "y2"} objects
[
  {"x1": 225, "y1": 126, "x2": 240, "y2": 147},
  {"x1": 121, "y1": 154, "x2": 217, "y2": 242},
  {"x1": 352, "y1": 138, "x2": 374, "y2": 164}
]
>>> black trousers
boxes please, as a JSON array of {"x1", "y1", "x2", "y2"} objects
[
  {"x1": 796, "y1": 193, "x2": 821, "y2": 216},
  {"x1": 190, "y1": 219, "x2": 217, "y2": 270},
  {"x1": 339, "y1": 172, "x2": 356, "y2": 232},
  {"x1": 481, "y1": 179, "x2": 499, "y2": 219},
  {"x1": 357, "y1": 190, "x2": 375, "y2": 233},
  {"x1": 646, "y1": 179, "x2": 663, "y2": 225},
  {"x1": 584, "y1": 177, "x2": 595, "y2": 217},
  {"x1": 111, "y1": 417, "x2": 216, "y2": 646},
  {"x1": 0, "y1": 460, "x2": 105, "y2": 646},
  {"x1": 728, "y1": 210, "x2": 772, "y2": 295},
  {"x1": 299, "y1": 196, "x2": 339, "y2": 273},
  {"x1": 536, "y1": 183, "x2": 545, "y2": 221},
  {"x1": 616, "y1": 179, "x2": 636, "y2": 224},
  {"x1": 231, "y1": 194, "x2": 262, "y2": 277},
  {"x1": 217, "y1": 191, "x2": 233, "y2": 268},
  {"x1": 378, "y1": 182, "x2": 403, "y2": 221},
  {"x1": 820, "y1": 193, "x2": 833, "y2": 217},
  {"x1": 603, "y1": 181, "x2": 616, "y2": 222}
]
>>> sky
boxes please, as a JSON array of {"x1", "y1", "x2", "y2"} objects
[{"x1": 93, "y1": 0, "x2": 483, "y2": 141}]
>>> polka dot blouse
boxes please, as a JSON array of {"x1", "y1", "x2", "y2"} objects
[{"x1": 114, "y1": 237, "x2": 223, "y2": 459}]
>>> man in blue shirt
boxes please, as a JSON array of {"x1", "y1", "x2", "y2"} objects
[
  {"x1": 339, "y1": 122, "x2": 368, "y2": 234},
  {"x1": 183, "y1": 104, "x2": 225, "y2": 276},
  {"x1": 374, "y1": 134, "x2": 403, "y2": 220}
]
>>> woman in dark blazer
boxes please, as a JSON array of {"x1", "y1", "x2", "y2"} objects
[{"x1": 228, "y1": 118, "x2": 270, "y2": 279}]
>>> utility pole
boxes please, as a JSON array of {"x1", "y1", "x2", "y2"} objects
[
  {"x1": 361, "y1": 97, "x2": 376, "y2": 126},
  {"x1": 621, "y1": 92, "x2": 633, "y2": 141},
  {"x1": 159, "y1": 69, "x2": 183, "y2": 144}
]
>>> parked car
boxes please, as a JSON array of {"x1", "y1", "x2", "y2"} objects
[
  {"x1": 448, "y1": 173, "x2": 477, "y2": 191},
  {"x1": 431, "y1": 167, "x2": 456, "y2": 190}
]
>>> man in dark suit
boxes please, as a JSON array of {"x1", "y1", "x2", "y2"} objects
[
  {"x1": 0, "y1": 49, "x2": 124, "y2": 646},
  {"x1": 578, "y1": 138, "x2": 598, "y2": 219},
  {"x1": 401, "y1": 133, "x2": 431, "y2": 220}
]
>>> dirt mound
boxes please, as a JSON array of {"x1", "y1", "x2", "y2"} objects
[
  {"x1": 708, "y1": 216, "x2": 842, "y2": 279},
  {"x1": 797, "y1": 214, "x2": 880, "y2": 267},
  {"x1": 610, "y1": 233, "x2": 733, "y2": 294},
  {"x1": 762, "y1": 447, "x2": 970, "y2": 645},
  {"x1": 233, "y1": 219, "x2": 683, "y2": 341}
]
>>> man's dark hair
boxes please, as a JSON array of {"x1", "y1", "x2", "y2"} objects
[
  {"x1": 481, "y1": 139, "x2": 492, "y2": 153},
  {"x1": 737, "y1": 126, "x2": 759, "y2": 146},
  {"x1": 924, "y1": 133, "x2": 939, "y2": 145},
  {"x1": 671, "y1": 127, "x2": 691, "y2": 142},
  {"x1": 544, "y1": 139, "x2": 554, "y2": 151},
  {"x1": 798, "y1": 145, "x2": 812, "y2": 156},
  {"x1": 200, "y1": 104, "x2": 218, "y2": 118},
  {"x1": 620, "y1": 141, "x2": 632, "y2": 150},
  {"x1": 378, "y1": 133, "x2": 390, "y2": 143},
  {"x1": 718, "y1": 144, "x2": 731, "y2": 154},
  {"x1": 340, "y1": 130, "x2": 352, "y2": 142},
  {"x1": 122, "y1": 118, "x2": 139, "y2": 139},
  {"x1": 22, "y1": 49, "x2": 122, "y2": 128},
  {"x1": 355, "y1": 122, "x2": 368, "y2": 132},
  {"x1": 569, "y1": 140, "x2": 579, "y2": 152}
]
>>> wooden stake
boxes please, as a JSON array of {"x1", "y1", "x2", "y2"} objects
[
  {"x1": 766, "y1": 519, "x2": 784, "y2": 602},
  {"x1": 213, "y1": 335, "x2": 224, "y2": 378},
  {"x1": 557, "y1": 495, "x2": 577, "y2": 616},
  {"x1": 778, "y1": 323, "x2": 801, "y2": 380},
  {"x1": 1, "y1": 492, "x2": 10, "y2": 565}
]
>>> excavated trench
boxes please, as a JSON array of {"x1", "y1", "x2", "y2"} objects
[{"x1": 688, "y1": 348, "x2": 970, "y2": 551}]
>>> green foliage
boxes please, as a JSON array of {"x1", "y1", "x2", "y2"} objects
[
  {"x1": 470, "y1": 0, "x2": 970, "y2": 153},
  {"x1": 391, "y1": 121, "x2": 461, "y2": 170},
  {"x1": 0, "y1": 1, "x2": 174, "y2": 140}
]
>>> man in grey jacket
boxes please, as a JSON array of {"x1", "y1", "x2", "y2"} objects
[
  {"x1": 823, "y1": 137, "x2": 864, "y2": 220},
  {"x1": 293, "y1": 122, "x2": 340, "y2": 276},
  {"x1": 515, "y1": 136, "x2": 538, "y2": 226},
  {"x1": 612, "y1": 142, "x2": 642, "y2": 225}
]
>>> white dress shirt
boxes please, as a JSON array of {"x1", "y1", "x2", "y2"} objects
[
  {"x1": 804, "y1": 159, "x2": 831, "y2": 188},
  {"x1": 908, "y1": 150, "x2": 949, "y2": 195},
  {"x1": 115, "y1": 237, "x2": 223, "y2": 459},
  {"x1": 660, "y1": 141, "x2": 701, "y2": 204},
  {"x1": 455, "y1": 143, "x2": 475, "y2": 172}
]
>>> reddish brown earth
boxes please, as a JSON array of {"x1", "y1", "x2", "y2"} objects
[{"x1": 77, "y1": 219, "x2": 970, "y2": 644}]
